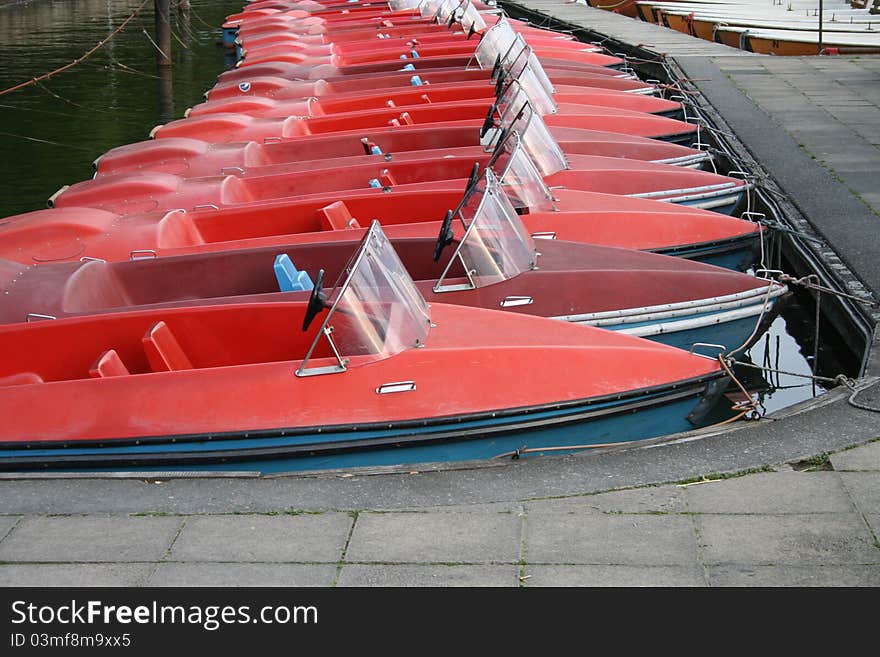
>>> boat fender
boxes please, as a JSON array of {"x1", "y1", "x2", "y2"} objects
[
  {"x1": 686, "y1": 377, "x2": 729, "y2": 426},
  {"x1": 410, "y1": 50, "x2": 419, "y2": 58},
  {"x1": 410, "y1": 75, "x2": 423, "y2": 86},
  {"x1": 238, "y1": 82, "x2": 252, "y2": 93},
  {"x1": 399, "y1": 54, "x2": 407, "y2": 59},
  {"x1": 400, "y1": 63, "x2": 415, "y2": 71},
  {"x1": 368, "y1": 179, "x2": 382, "y2": 188},
  {"x1": 274, "y1": 254, "x2": 314, "y2": 293}
]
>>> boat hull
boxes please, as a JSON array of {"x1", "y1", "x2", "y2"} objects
[{"x1": 0, "y1": 375, "x2": 722, "y2": 473}]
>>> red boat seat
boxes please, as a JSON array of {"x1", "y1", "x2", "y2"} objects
[
  {"x1": 0, "y1": 372, "x2": 44, "y2": 387},
  {"x1": 319, "y1": 201, "x2": 361, "y2": 231},
  {"x1": 89, "y1": 349, "x2": 130, "y2": 379},
  {"x1": 143, "y1": 321, "x2": 193, "y2": 372},
  {"x1": 379, "y1": 169, "x2": 397, "y2": 187}
]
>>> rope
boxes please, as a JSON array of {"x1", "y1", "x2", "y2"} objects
[
  {"x1": 151, "y1": 5, "x2": 193, "y2": 50},
  {"x1": 725, "y1": 279, "x2": 779, "y2": 360},
  {"x1": 719, "y1": 354, "x2": 764, "y2": 419},
  {"x1": 848, "y1": 385, "x2": 880, "y2": 412},
  {"x1": 0, "y1": 0, "x2": 151, "y2": 98},
  {"x1": 181, "y1": 2, "x2": 218, "y2": 29},
  {"x1": 141, "y1": 28, "x2": 171, "y2": 61},
  {"x1": 32, "y1": 80, "x2": 145, "y2": 125},
  {"x1": 777, "y1": 273, "x2": 877, "y2": 306},
  {"x1": 0, "y1": 130, "x2": 95, "y2": 152},
  {"x1": 732, "y1": 360, "x2": 854, "y2": 388},
  {"x1": 81, "y1": 61, "x2": 163, "y2": 80}
]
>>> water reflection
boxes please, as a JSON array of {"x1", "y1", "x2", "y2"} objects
[{"x1": 0, "y1": 0, "x2": 243, "y2": 217}]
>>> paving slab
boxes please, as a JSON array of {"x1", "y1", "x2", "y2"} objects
[
  {"x1": 0, "y1": 516, "x2": 20, "y2": 541},
  {"x1": 0, "y1": 516, "x2": 182, "y2": 563},
  {"x1": 523, "y1": 565, "x2": 705, "y2": 587},
  {"x1": 146, "y1": 563, "x2": 338, "y2": 587},
  {"x1": 525, "y1": 513, "x2": 698, "y2": 565},
  {"x1": 840, "y1": 473, "x2": 880, "y2": 513},
  {"x1": 524, "y1": 485, "x2": 686, "y2": 514},
  {"x1": 682, "y1": 472, "x2": 856, "y2": 514},
  {"x1": 0, "y1": 564, "x2": 153, "y2": 587},
  {"x1": 168, "y1": 514, "x2": 353, "y2": 563},
  {"x1": 830, "y1": 441, "x2": 880, "y2": 470},
  {"x1": 697, "y1": 514, "x2": 879, "y2": 565},
  {"x1": 344, "y1": 512, "x2": 521, "y2": 563},
  {"x1": 866, "y1": 514, "x2": 880, "y2": 538},
  {"x1": 707, "y1": 564, "x2": 880, "y2": 587},
  {"x1": 336, "y1": 564, "x2": 519, "y2": 587}
]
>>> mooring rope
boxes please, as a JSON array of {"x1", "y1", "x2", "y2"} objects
[
  {"x1": 0, "y1": 130, "x2": 95, "y2": 152},
  {"x1": 0, "y1": 0, "x2": 151, "y2": 98}
]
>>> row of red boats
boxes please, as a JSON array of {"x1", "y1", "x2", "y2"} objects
[{"x1": 0, "y1": 0, "x2": 786, "y2": 473}]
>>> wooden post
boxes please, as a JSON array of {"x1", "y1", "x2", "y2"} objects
[{"x1": 154, "y1": 0, "x2": 172, "y2": 66}]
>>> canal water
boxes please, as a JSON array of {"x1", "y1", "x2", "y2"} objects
[
  {"x1": 0, "y1": 0, "x2": 243, "y2": 217},
  {"x1": 0, "y1": 0, "x2": 855, "y2": 419}
]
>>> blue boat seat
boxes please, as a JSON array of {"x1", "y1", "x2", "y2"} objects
[
  {"x1": 142, "y1": 321, "x2": 193, "y2": 372},
  {"x1": 89, "y1": 349, "x2": 130, "y2": 378},
  {"x1": 274, "y1": 254, "x2": 314, "y2": 292}
]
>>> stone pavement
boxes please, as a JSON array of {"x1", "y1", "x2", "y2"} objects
[{"x1": 0, "y1": 440, "x2": 877, "y2": 587}]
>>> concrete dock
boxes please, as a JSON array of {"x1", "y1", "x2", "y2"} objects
[{"x1": 1, "y1": 3, "x2": 879, "y2": 587}]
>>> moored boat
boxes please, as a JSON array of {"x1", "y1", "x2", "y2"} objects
[{"x1": 0, "y1": 222, "x2": 730, "y2": 473}]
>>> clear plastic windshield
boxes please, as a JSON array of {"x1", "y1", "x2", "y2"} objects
[
  {"x1": 489, "y1": 131, "x2": 557, "y2": 212},
  {"x1": 419, "y1": 0, "x2": 446, "y2": 18},
  {"x1": 500, "y1": 44, "x2": 557, "y2": 114},
  {"x1": 497, "y1": 65, "x2": 556, "y2": 117},
  {"x1": 472, "y1": 15, "x2": 518, "y2": 69},
  {"x1": 493, "y1": 101, "x2": 567, "y2": 177},
  {"x1": 297, "y1": 222, "x2": 431, "y2": 376},
  {"x1": 434, "y1": 0, "x2": 464, "y2": 23},
  {"x1": 460, "y1": 2, "x2": 487, "y2": 34},
  {"x1": 434, "y1": 169, "x2": 537, "y2": 292}
]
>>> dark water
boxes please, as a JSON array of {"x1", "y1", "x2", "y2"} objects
[
  {"x1": 0, "y1": 0, "x2": 852, "y2": 419},
  {"x1": 0, "y1": 0, "x2": 243, "y2": 217}
]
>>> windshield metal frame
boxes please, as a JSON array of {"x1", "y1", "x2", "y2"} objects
[
  {"x1": 433, "y1": 169, "x2": 538, "y2": 294},
  {"x1": 296, "y1": 221, "x2": 431, "y2": 377}
]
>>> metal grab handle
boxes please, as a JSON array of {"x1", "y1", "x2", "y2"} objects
[
  {"x1": 220, "y1": 166, "x2": 245, "y2": 176},
  {"x1": 193, "y1": 204, "x2": 219, "y2": 211},
  {"x1": 689, "y1": 342, "x2": 728, "y2": 356},
  {"x1": 26, "y1": 314, "x2": 56, "y2": 322},
  {"x1": 130, "y1": 250, "x2": 157, "y2": 260},
  {"x1": 741, "y1": 211, "x2": 767, "y2": 222}
]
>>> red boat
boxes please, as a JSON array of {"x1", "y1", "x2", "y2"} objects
[
  {"x1": 52, "y1": 120, "x2": 744, "y2": 217},
  {"x1": 205, "y1": 69, "x2": 657, "y2": 103},
  {"x1": 0, "y1": 222, "x2": 729, "y2": 473},
  {"x1": 0, "y1": 171, "x2": 785, "y2": 354},
  {"x1": 10, "y1": 177, "x2": 759, "y2": 269},
  {"x1": 187, "y1": 84, "x2": 683, "y2": 121},
  {"x1": 93, "y1": 127, "x2": 710, "y2": 180}
]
